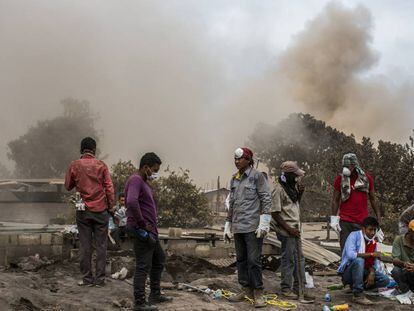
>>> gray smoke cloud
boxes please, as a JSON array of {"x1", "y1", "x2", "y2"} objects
[
  {"x1": 229, "y1": 2, "x2": 413, "y2": 144},
  {"x1": 0, "y1": 1, "x2": 413, "y2": 186}
]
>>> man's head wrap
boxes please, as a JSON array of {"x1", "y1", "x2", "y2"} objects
[
  {"x1": 280, "y1": 161, "x2": 305, "y2": 177},
  {"x1": 342, "y1": 153, "x2": 359, "y2": 168}
]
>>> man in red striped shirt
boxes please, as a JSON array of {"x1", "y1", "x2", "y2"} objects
[{"x1": 65, "y1": 137, "x2": 115, "y2": 287}]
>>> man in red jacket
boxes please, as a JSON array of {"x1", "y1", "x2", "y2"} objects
[{"x1": 65, "y1": 137, "x2": 115, "y2": 286}]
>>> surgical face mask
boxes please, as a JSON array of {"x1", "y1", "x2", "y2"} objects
[
  {"x1": 363, "y1": 230, "x2": 377, "y2": 242},
  {"x1": 342, "y1": 167, "x2": 351, "y2": 177},
  {"x1": 148, "y1": 172, "x2": 160, "y2": 181}
]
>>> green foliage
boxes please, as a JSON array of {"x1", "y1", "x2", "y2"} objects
[
  {"x1": 250, "y1": 113, "x2": 414, "y2": 223},
  {"x1": 7, "y1": 98, "x2": 100, "y2": 178},
  {"x1": 152, "y1": 169, "x2": 213, "y2": 228},
  {"x1": 110, "y1": 160, "x2": 137, "y2": 195}
]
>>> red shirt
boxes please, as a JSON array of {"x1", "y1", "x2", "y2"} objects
[
  {"x1": 65, "y1": 153, "x2": 115, "y2": 212},
  {"x1": 364, "y1": 240, "x2": 377, "y2": 269},
  {"x1": 333, "y1": 172, "x2": 374, "y2": 224}
]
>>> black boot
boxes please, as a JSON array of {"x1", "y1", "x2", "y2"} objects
[
  {"x1": 134, "y1": 302, "x2": 158, "y2": 311},
  {"x1": 148, "y1": 291, "x2": 173, "y2": 305}
]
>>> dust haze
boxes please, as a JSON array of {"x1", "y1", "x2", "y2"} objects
[{"x1": 0, "y1": 1, "x2": 413, "y2": 186}]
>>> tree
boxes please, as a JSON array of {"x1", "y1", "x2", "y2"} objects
[
  {"x1": 110, "y1": 160, "x2": 137, "y2": 195},
  {"x1": 7, "y1": 98, "x2": 100, "y2": 178},
  {"x1": 249, "y1": 113, "x2": 414, "y2": 230},
  {"x1": 152, "y1": 169, "x2": 212, "y2": 228}
]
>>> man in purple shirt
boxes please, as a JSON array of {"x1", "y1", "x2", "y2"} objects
[{"x1": 125, "y1": 152, "x2": 172, "y2": 311}]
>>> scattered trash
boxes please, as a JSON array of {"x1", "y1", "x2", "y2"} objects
[
  {"x1": 324, "y1": 292, "x2": 331, "y2": 302},
  {"x1": 111, "y1": 267, "x2": 128, "y2": 280},
  {"x1": 305, "y1": 271, "x2": 315, "y2": 288},
  {"x1": 396, "y1": 290, "x2": 414, "y2": 305},
  {"x1": 323, "y1": 306, "x2": 330, "y2": 311},
  {"x1": 15, "y1": 254, "x2": 53, "y2": 271},
  {"x1": 329, "y1": 304, "x2": 349, "y2": 310},
  {"x1": 327, "y1": 284, "x2": 344, "y2": 290},
  {"x1": 62, "y1": 225, "x2": 78, "y2": 234}
]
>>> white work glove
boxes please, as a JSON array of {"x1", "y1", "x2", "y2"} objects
[
  {"x1": 396, "y1": 290, "x2": 413, "y2": 305},
  {"x1": 330, "y1": 216, "x2": 341, "y2": 234},
  {"x1": 376, "y1": 228, "x2": 384, "y2": 243},
  {"x1": 255, "y1": 214, "x2": 272, "y2": 238},
  {"x1": 224, "y1": 221, "x2": 233, "y2": 243}
]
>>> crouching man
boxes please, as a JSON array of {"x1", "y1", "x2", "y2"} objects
[
  {"x1": 223, "y1": 147, "x2": 272, "y2": 308},
  {"x1": 337, "y1": 217, "x2": 389, "y2": 305},
  {"x1": 391, "y1": 220, "x2": 414, "y2": 295}
]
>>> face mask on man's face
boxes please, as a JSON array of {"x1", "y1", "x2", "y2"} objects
[
  {"x1": 145, "y1": 167, "x2": 159, "y2": 181},
  {"x1": 342, "y1": 167, "x2": 351, "y2": 177},
  {"x1": 149, "y1": 172, "x2": 160, "y2": 181}
]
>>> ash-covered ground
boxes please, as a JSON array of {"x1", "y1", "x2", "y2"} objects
[{"x1": 0, "y1": 252, "x2": 411, "y2": 311}]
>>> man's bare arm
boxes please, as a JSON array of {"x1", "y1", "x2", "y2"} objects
[
  {"x1": 331, "y1": 190, "x2": 341, "y2": 215},
  {"x1": 369, "y1": 191, "x2": 381, "y2": 224}
]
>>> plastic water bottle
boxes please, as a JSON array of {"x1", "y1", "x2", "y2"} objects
[
  {"x1": 324, "y1": 293, "x2": 331, "y2": 302},
  {"x1": 323, "y1": 306, "x2": 330, "y2": 311}
]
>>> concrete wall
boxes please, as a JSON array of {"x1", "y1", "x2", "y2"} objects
[{"x1": 0, "y1": 232, "x2": 64, "y2": 266}]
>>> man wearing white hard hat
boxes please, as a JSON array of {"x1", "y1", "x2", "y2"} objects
[{"x1": 224, "y1": 147, "x2": 272, "y2": 308}]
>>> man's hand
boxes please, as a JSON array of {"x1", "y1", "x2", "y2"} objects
[
  {"x1": 288, "y1": 227, "x2": 301, "y2": 238},
  {"x1": 144, "y1": 223, "x2": 154, "y2": 232},
  {"x1": 371, "y1": 252, "x2": 382, "y2": 258},
  {"x1": 404, "y1": 262, "x2": 414, "y2": 272},
  {"x1": 365, "y1": 271, "x2": 375, "y2": 287}
]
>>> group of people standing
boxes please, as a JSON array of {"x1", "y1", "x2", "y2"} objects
[
  {"x1": 64, "y1": 137, "x2": 414, "y2": 310},
  {"x1": 65, "y1": 137, "x2": 170, "y2": 311}
]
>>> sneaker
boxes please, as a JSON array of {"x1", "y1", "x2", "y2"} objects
[
  {"x1": 148, "y1": 293, "x2": 173, "y2": 304},
  {"x1": 253, "y1": 289, "x2": 266, "y2": 308},
  {"x1": 353, "y1": 294, "x2": 374, "y2": 305},
  {"x1": 229, "y1": 287, "x2": 253, "y2": 302},
  {"x1": 77, "y1": 280, "x2": 94, "y2": 287},
  {"x1": 134, "y1": 302, "x2": 158, "y2": 311}
]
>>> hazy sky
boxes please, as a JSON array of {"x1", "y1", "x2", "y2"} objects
[{"x1": 1, "y1": 1, "x2": 414, "y2": 186}]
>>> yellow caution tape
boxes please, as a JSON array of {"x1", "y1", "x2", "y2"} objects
[{"x1": 220, "y1": 290, "x2": 297, "y2": 310}]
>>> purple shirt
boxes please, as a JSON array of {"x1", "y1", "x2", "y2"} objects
[{"x1": 125, "y1": 174, "x2": 158, "y2": 235}]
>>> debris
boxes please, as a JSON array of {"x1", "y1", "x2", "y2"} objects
[
  {"x1": 62, "y1": 225, "x2": 78, "y2": 234},
  {"x1": 395, "y1": 290, "x2": 414, "y2": 305},
  {"x1": 266, "y1": 234, "x2": 340, "y2": 266},
  {"x1": 111, "y1": 267, "x2": 128, "y2": 280},
  {"x1": 327, "y1": 284, "x2": 344, "y2": 290},
  {"x1": 305, "y1": 272, "x2": 315, "y2": 289},
  {"x1": 15, "y1": 254, "x2": 53, "y2": 271}
]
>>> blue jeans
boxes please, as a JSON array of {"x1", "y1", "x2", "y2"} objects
[
  {"x1": 342, "y1": 258, "x2": 390, "y2": 294},
  {"x1": 277, "y1": 233, "x2": 305, "y2": 292},
  {"x1": 234, "y1": 232, "x2": 263, "y2": 289}
]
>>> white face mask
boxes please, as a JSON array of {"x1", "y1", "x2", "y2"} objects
[
  {"x1": 363, "y1": 232, "x2": 376, "y2": 243},
  {"x1": 149, "y1": 172, "x2": 160, "y2": 181},
  {"x1": 342, "y1": 167, "x2": 351, "y2": 177}
]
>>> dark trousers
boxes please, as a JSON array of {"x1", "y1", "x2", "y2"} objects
[
  {"x1": 234, "y1": 232, "x2": 264, "y2": 290},
  {"x1": 76, "y1": 210, "x2": 109, "y2": 284},
  {"x1": 342, "y1": 258, "x2": 389, "y2": 294},
  {"x1": 276, "y1": 233, "x2": 305, "y2": 292},
  {"x1": 131, "y1": 235, "x2": 165, "y2": 304},
  {"x1": 392, "y1": 266, "x2": 414, "y2": 293},
  {"x1": 339, "y1": 220, "x2": 361, "y2": 252}
]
